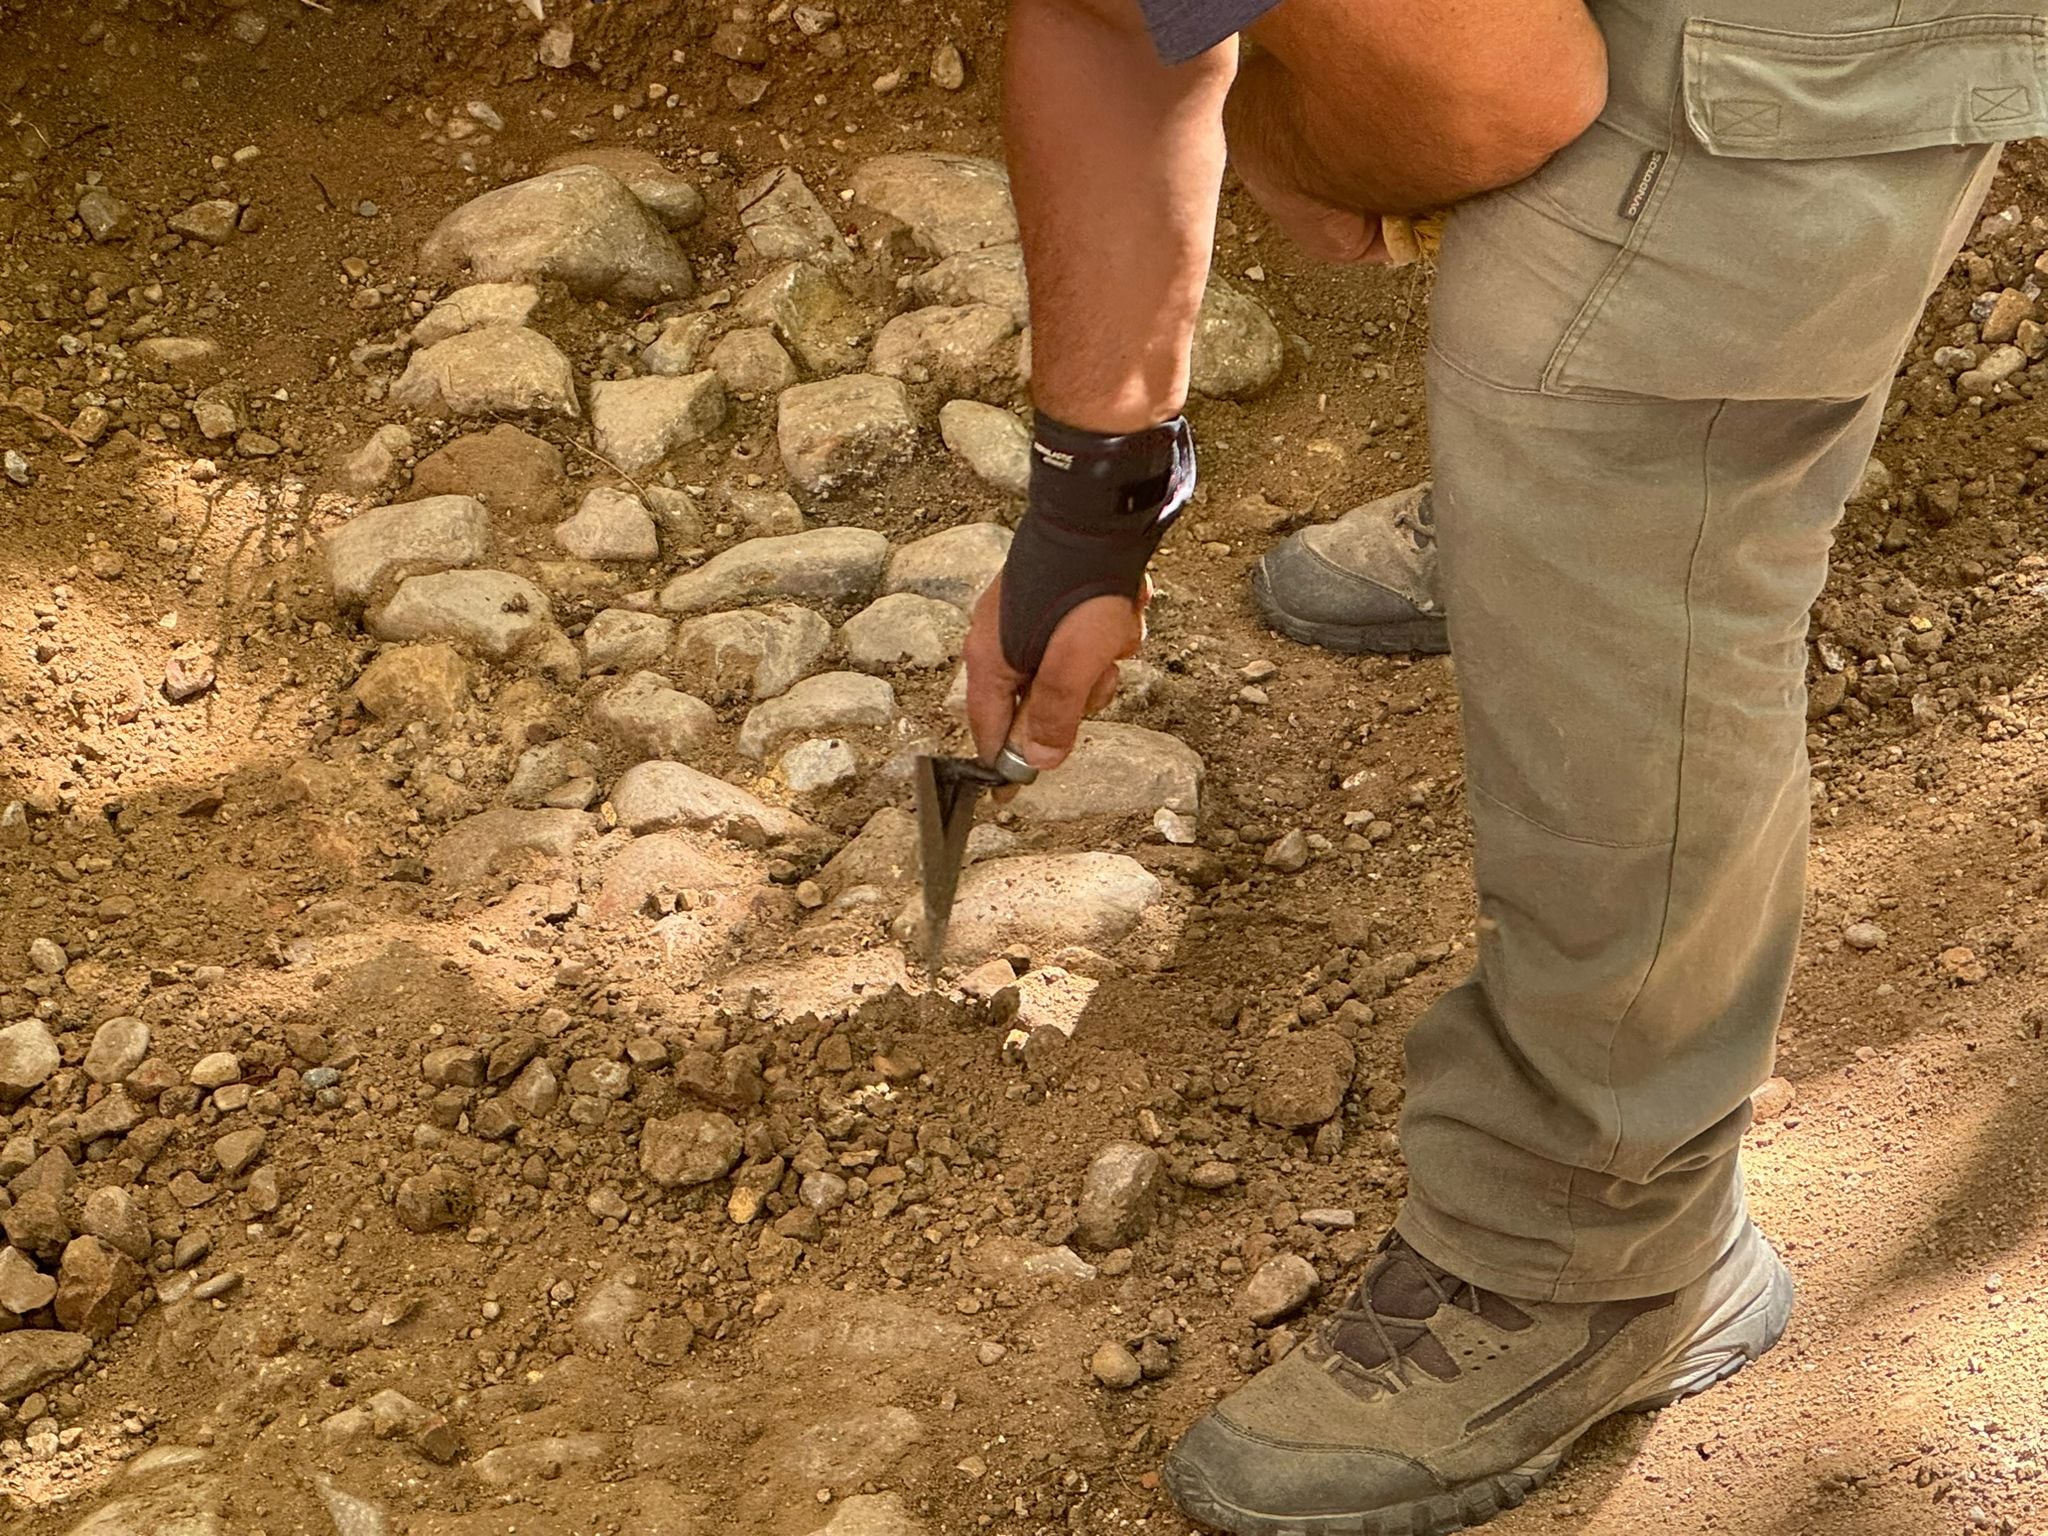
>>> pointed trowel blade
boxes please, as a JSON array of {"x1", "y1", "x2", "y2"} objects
[{"x1": 914, "y1": 754, "x2": 1002, "y2": 966}]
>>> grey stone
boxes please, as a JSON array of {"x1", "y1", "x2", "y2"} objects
[
  {"x1": 884, "y1": 522, "x2": 1010, "y2": 608},
  {"x1": 581, "y1": 609, "x2": 674, "y2": 674},
  {"x1": 83, "y1": 1018, "x2": 150, "y2": 1085},
  {"x1": 1250, "y1": 1032, "x2": 1356, "y2": 1130},
  {"x1": 912, "y1": 245, "x2": 1029, "y2": 324},
  {"x1": 27, "y1": 937, "x2": 67, "y2": 974},
  {"x1": 571, "y1": 1274, "x2": 649, "y2": 1354},
  {"x1": 588, "y1": 373, "x2": 726, "y2": 475},
  {"x1": 190, "y1": 1052, "x2": 241, "y2": 1088},
  {"x1": 1190, "y1": 279, "x2": 1285, "y2": 400},
  {"x1": 353, "y1": 642, "x2": 472, "y2": 725},
  {"x1": 672, "y1": 604, "x2": 834, "y2": 700},
  {"x1": 708, "y1": 328, "x2": 799, "y2": 394},
  {"x1": 0, "y1": 1020, "x2": 60, "y2": 1102},
  {"x1": 556, "y1": 487, "x2": 659, "y2": 561},
  {"x1": 1263, "y1": 828, "x2": 1311, "y2": 873},
  {"x1": 640, "y1": 313, "x2": 717, "y2": 376},
  {"x1": 0, "y1": 1330, "x2": 92, "y2": 1403},
  {"x1": 1075, "y1": 1141, "x2": 1162, "y2": 1250},
  {"x1": 3, "y1": 1187, "x2": 71, "y2": 1258},
  {"x1": 338, "y1": 424, "x2": 414, "y2": 493},
  {"x1": 81, "y1": 1187, "x2": 151, "y2": 1262},
  {"x1": 1244, "y1": 1253, "x2": 1320, "y2": 1325},
  {"x1": 818, "y1": 807, "x2": 918, "y2": 897},
  {"x1": 849, "y1": 153, "x2": 1017, "y2": 256},
  {"x1": 507, "y1": 739, "x2": 603, "y2": 809},
  {"x1": 391, "y1": 326, "x2": 580, "y2": 420},
  {"x1": 778, "y1": 375, "x2": 918, "y2": 496},
  {"x1": 411, "y1": 282, "x2": 540, "y2": 349},
  {"x1": 737, "y1": 671, "x2": 897, "y2": 759},
  {"x1": 539, "y1": 147, "x2": 704, "y2": 232},
  {"x1": 429, "y1": 808, "x2": 594, "y2": 885},
  {"x1": 818, "y1": 1492, "x2": 927, "y2": 1536},
  {"x1": 420, "y1": 166, "x2": 693, "y2": 304},
  {"x1": 55, "y1": 1234, "x2": 144, "y2": 1337},
  {"x1": 132, "y1": 336, "x2": 219, "y2": 372},
  {"x1": 610, "y1": 761, "x2": 817, "y2": 845},
  {"x1": 1009, "y1": 723, "x2": 1201, "y2": 821},
  {"x1": 738, "y1": 165, "x2": 853, "y2": 267},
  {"x1": 779, "y1": 737, "x2": 859, "y2": 792},
  {"x1": 213, "y1": 1126, "x2": 266, "y2": 1177},
  {"x1": 840, "y1": 592, "x2": 967, "y2": 671},
  {"x1": 735, "y1": 262, "x2": 867, "y2": 374},
  {"x1": 76, "y1": 189, "x2": 134, "y2": 243},
  {"x1": 640, "y1": 1111, "x2": 743, "y2": 1188},
  {"x1": 592, "y1": 672, "x2": 718, "y2": 763},
  {"x1": 170, "y1": 199, "x2": 239, "y2": 245},
  {"x1": 870, "y1": 304, "x2": 1017, "y2": 393},
  {"x1": 325, "y1": 494, "x2": 490, "y2": 605},
  {"x1": 892, "y1": 852, "x2": 1162, "y2": 963},
  {"x1": 659, "y1": 528, "x2": 889, "y2": 615},
  {"x1": 719, "y1": 485, "x2": 804, "y2": 538},
  {"x1": 939, "y1": 401, "x2": 1030, "y2": 497},
  {"x1": 0, "y1": 1245, "x2": 56, "y2": 1315},
  {"x1": 1843, "y1": 921, "x2": 1889, "y2": 952},
  {"x1": 313, "y1": 1476, "x2": 390, "y2": 1536},
  {"x1": 367, "y1": 570, "x2": 557, "y2": 660}
]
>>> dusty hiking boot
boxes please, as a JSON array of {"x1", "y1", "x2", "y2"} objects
[
  {"x1": 1164, "y1": 1222, "x2": 1793, "y2": 1536},
  {"x1": 1251, "y1": 483, "x2": 1448, "y2": 655}
]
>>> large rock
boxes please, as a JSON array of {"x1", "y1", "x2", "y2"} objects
[
  {"x1": 818, "y1": 806, "x2": 919, "y2": 898},
  {"x1": 0, "y1": 1019, "x2": 61, "y2": 1101},
  {"x1": 83, "y1": 1018, "x2": 151, "y2": 1085},
  {"x1": 913, "y1": 246, "x2": 1029, "y2": 324},
  {"x1": 659, "y1": 528, "x2": 889, "y2": 615},
  {"x1": 738, "y1": 165, "x2": 852, "y2": 266},
  {"x1": 555, "y1": 487, "x2": 659, "y2": 561},
  {"x1": 581, "y1": 609, "x2": 674, "y2": 675},
  {"x1": 610, "y1": 761, "x2": 816, "y2": 845},
  {"x1": 367, "y1": 571, "x2": 556, "y2": 659},
  {"x1": 939, "y1": 401, "x2": 1030, "y2": 498},
  {"x1": 353, "y1": 643, "x2": 472, "y2": 725},
  {"x1": 639, "y1": 1112, "x2": 743, "y2": 1188},
  {"x1": 420, "y1": 166, "x2": 694, "y2": 304},
  {"x1": 410, "y1": 425, "x2": 566, "y2": 523},
  {"x1": 0, "y1": 1245, "x2": 56, "y2": 1315},
  {"x1": 778, "y1": 375, "x2": 918, "y2": 495},
  {"x1": 325, "y1": 495, "x2": 490, "y2": 605},
  {"x1": 840, "y1": 593, "x2": 967, "y2": 671},
  {"x1": 0, "y1": 1330, "x2": 92, "y2": 1403},
  {"x1": 735, "y1": 262, "x2": 867, "y2": 374},
  {"x1": 588, "y1": 373, "x2": 726, "y2": 476},
  {"x1": 708, "y1": 328, "x2": 799, "y2": 394},
  {"x1": 884, "y1": 523, "x2": 1010, "y2": 608},
  {"x1": 641, "y1": 312, "x2": 716, "y2": 376},
  {"x1": 592, "y1": 673, "x2": 718, "y2": 763},
  {"x1": 394, "y1": 1166, "x2": 475, "y2": 1233},
  {"x1": 54, "y1": 1235, "x2": 144, "y2": 1339},
  {"x1": 1190, "y1": 280, "x2": 1284, "y2": 400},
  {"x1": 391, "y1": 326, "x2": 580, "y2": 420},
  {"x1": 737, "y1": 672, "x2": 897, "y2": 759},
  {"x1": 1008, "y1": 723, "x2": 1201, "y2": 821},
  {"x1": 870, "y1": 304, "x2": 1017, "y2": 393},
  {"x1": 412, "y1": 282, "x2": 540, "y2": 349},
  {"x1": 672, "y1": 604, "x2": 833, "y2": 701},
  {"x1": 429, "y1": 808, "x2": 594, "y2": 885},
  {"x1": 893, "y1": 852, "x2": 1162, "y2": 962},
  {"x1": 591, "y1": 831, "x2": 738, "y2": 920},
  {"x1": 1074, "y1": 1141, "x2": 1162, "y2": 1251},
  {"x1": 1250, "y1": 1032, "x2": 1356, "y2": 1130},
  {"x1": 540, "y1": 147, "x2": 704, "y2": 231},
  {"x1": 849, "y1": 153, "x2": 1017, "y2": 256},
  {"x1": 818, "y1": 1493, "x2": 927, "y2": 1536}
]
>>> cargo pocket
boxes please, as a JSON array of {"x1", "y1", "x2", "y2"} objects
[{"x1": 1542, "y1": 14, "x2": 2048, "y2": 401}]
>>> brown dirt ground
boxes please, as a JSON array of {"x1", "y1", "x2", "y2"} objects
[{"x1": 3, "y1": 1, "x2": 2047, "y2": 1534}]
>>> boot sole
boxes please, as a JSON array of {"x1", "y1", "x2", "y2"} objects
[
  {"x1": 1250, "y1": 561, "x2": 1451, "y2": 657},
  {"x1": 1164, "y1": 1243, "x2": 1795, "y2": 1536}
]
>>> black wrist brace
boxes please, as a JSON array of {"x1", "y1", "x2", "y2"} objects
[{"x1": 997, "y1": 411, "x2": 1196, "y2": 676}]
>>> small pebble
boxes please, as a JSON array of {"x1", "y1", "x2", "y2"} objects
[{"x1": 1089, "y1": 1340, "x2": 1143, "y2": 1390}]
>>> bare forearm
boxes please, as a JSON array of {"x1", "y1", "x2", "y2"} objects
[
  {"x1": 1228, "y1": 0, "x2": 1608, "y2": 214},
  {"x1": 1005, "y1": 0, "x2": 1235, "y2": 433}
]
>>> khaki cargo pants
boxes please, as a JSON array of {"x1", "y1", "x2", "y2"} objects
[{"x1": 1395, "y1": 0, "x2": 2046, "y2": 1300}]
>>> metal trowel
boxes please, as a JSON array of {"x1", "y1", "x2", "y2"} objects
[{"x1": 913, "y1": 745, "x2": 1037, "y2": 965}]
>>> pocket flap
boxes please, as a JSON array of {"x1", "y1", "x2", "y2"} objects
[{"x1": 1684, "y1": 15, "x2": 2048, "y2": 159}]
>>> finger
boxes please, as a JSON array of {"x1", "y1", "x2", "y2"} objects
[
  {"x1": 1084, "y1": 661, "x2": 1121, "y2": 716},
  {"x1": 963, "y1": 579, "x2": 1025, "y2": 763},
  {"x1": 1009, "y1": 594, "x2": 1142, "y2": 771}
]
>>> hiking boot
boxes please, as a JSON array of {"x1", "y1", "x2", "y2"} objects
[
  {"x1": 1251, "y1": 483, "x2": 1448, "y2": 655},
  {"x1": 1163, "y1": 1221, "x2": 1793, "y2": 1536}
]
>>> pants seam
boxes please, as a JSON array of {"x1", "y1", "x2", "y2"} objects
[
  {"x1": 1580, "y1": 401, "x2": 1730, "y2": 1196},
  {"x1": 1467, "y1": 782, "x2": 1674, "y2": 851}
]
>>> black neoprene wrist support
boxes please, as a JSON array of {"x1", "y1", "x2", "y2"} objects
[{"x1": 997, "y1": 411, "x2": 1196, "y2": 676}]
